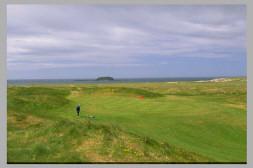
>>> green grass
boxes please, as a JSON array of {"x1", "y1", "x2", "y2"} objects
[{"x1": 7, "y1": 78, "x2": 247, "y2": 163}]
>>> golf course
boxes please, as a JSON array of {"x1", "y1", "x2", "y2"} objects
[{"x1": 7, "y1": 77, "x2": 247, "y2": 163}]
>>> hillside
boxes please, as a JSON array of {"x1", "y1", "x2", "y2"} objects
[{"x1": 7, "y1": 78, "x2": 247, "y2": 163}]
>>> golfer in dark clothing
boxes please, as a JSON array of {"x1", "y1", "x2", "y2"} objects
[{"x1": 76, "y1": 104, "x2": 81, "y2": 117}]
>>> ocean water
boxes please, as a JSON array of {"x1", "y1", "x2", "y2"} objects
[{"x1": 7, "y1": 77, "x2": 219, "y2": 86}]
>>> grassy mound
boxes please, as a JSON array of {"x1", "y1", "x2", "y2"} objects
[
  {"x1": 82, "y1": 87, "x2": 163, "y2": 98},
  {"x1": 7, "y1": 87, "x2": 70, "y2": 119},
  {"x1": 8, "y1": 118, "x2": 213, "y2": 163}
]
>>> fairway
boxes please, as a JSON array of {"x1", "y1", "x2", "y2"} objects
[{"x1": 7, "y1": 78, "x2": 247, "y2": 163}]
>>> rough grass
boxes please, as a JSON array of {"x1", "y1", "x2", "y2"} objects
[
  {"x1": 82, "y1": 87, "x2": 163, "y2": 98},
  {"x1": 7, "y1": 118, "x2": 213, "y2": 163},
  {"x1": 7, "y1": 78, "x2": 247, "y2": 163}
]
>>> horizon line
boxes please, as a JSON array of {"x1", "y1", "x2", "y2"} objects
[{"x1": 7, "y1": 76, "x2": 247, "y2": 80}]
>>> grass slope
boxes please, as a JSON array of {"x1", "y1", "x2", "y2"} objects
[{"x1": 7, "y1": 78, "x2": 247, "y2": 163}]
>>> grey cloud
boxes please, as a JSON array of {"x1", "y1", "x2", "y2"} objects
[{"x1": 7, "y1": 5, "x2": 246, "y2": 71}]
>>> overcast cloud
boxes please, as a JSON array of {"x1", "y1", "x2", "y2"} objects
[{"x1": 7, "y1": 5, "x2": 246, "y2": 79}]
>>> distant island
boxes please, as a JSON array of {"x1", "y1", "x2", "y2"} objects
[
  {"x1": 73, "y1": 77, "x2": 115, "y2": 81},
  {"x1": 96, "y1": 77, "x2": 114, "y2": 81}
]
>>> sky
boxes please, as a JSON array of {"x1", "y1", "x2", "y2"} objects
[{"x1": 7, "y1": 5, "x2": 246, "y2": 79}]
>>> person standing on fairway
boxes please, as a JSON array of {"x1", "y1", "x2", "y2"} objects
[{"x1": 76, "y1": 104, "x2": 81, "y2": 117}]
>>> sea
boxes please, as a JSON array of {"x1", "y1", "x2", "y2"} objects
[{"x1": 7, "y1": 77, "x2": 220, "y2": 86}]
